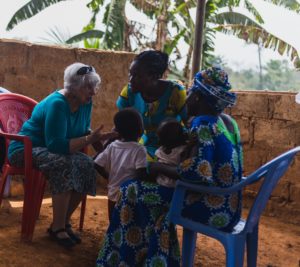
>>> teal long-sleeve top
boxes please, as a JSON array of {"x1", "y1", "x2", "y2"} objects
[{"x1": 8, "y1": 91, "x2": 92, "y2": 158}]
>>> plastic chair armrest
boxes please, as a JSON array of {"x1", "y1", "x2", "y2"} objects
[
  {"x1": 0, "y1": 131, "x2": 33, "y2": 175},
  {"x1": 176, "y1": 172, "x2": 267, "y2": 196}
]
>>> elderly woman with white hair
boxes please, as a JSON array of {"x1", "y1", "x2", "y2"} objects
[{"x1": 8, "y1": 62, "x2": 112, "y2": 248}]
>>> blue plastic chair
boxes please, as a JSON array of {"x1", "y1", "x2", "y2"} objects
[{"x1": 169, "y1": 146, "x2": 300, "y2": 267}]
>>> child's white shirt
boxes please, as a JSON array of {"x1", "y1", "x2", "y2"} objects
[
  {"x1": 155, "y1": 145, "x2": 186, "y2": 188},
  {"x1": 94, "y1": 140, "x2": 147, "y2": 201}
]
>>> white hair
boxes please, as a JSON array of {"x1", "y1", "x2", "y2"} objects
[{"x1": 64, "y1": 62, "x2": 101, "y2": 91}]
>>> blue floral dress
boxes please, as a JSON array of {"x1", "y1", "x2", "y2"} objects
[
  {"x1": 178, "y1": 115, "x2": 243, "y2": 231},
  {"x1": 96, "y1": 115, "x2": 243, "y2": 266}
]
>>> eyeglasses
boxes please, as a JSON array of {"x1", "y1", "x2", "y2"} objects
[{"x1": 77, "y1": 65, "x2": 94, "y2": 75}]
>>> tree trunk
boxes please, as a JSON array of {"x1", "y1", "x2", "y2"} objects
[
  {"x1": 155, "y1": 0, "x2": 169, "y2": 51},
  {"x1": 123, "y1": 16, "x2": 132, "y2": 52},
  {"x1": 184, "y1": 44, "x2": 193, "y2": 82}
]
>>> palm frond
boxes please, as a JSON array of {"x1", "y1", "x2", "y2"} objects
[
  {"x1": 130, "y1": 0, "x2": 160, "y2": 18},
  {"x1": 244, "y1": 0, "x2": 264, "y2": 23},
  {"x1": 163, "y1": 29, "x2": 186, "y2": 55},
  {"x1": 39, "y1": 25, "x2": 72, "y2": 45},
  {"x1": 215, "y1": 24, "x2": 300, "y2": 69},
  {"x1": 211, "y1": 11, "x2": 262, "y2": 27},
  {"x1": 6, "y1": 0, "x2": 67, "y2": 30},
  {"x1": 217, "y1": 0, "x2": 241, "y2": 9},
  {"x1": 262, "y1": 0, "x2": 300, "y2": 13},
  {"x1": 102, "y1": 0, "x2": 127, "y2": 50},
  {"x1": 66, "y1": 30, "x2": 104, "y2": 44}
]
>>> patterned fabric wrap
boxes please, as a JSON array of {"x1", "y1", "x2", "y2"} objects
[
  {"x1": 96, "y1": 114, "x2": 243, "y2": 266},
  {"x1": 9, "y1": 147, "x2": 96, "y2": 195},
  {"x1": 190, "y1": 67, "x2": 237, "y2": 112},
  {"x1": 96, "y1": 179, "x2": 180, "y2": 267},
  {"x1": 178, "y1": 115, "x2": 243, "y2": 230}
]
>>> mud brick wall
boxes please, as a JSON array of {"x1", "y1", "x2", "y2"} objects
[
  {"x1": 0, "y1": 38, "x2": 135, "y2": 130},
  {"x1": 0, "y1": 39, "x2": 299, "y2": 224},
  {"x1": 230, "y1": 91, "x2": 300, "y2": 224}
]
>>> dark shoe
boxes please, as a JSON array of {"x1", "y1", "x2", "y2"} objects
[
  {"x1": 65, "y1": 223, "x2": 82, "y2": 244},
  {"x1": 47, "y1": 227, "x2": 76, "y2": 249}
]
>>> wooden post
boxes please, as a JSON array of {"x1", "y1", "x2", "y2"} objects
[{"x1": 190, "y1": 0, "x2": 206, "y2": 81}]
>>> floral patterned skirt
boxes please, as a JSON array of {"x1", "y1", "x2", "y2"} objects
[
  {"x1": 96, "y1": 179, "x2": 180, "y2": 267},
  {"x1": 9, "y1": 147, "x2": 96, "y2": 195}
]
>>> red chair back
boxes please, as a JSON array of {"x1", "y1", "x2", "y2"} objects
[{"x1": 0, "y1": 93, "x2": 37, "y2": 134}]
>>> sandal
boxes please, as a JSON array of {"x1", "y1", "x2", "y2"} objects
[
  {"x1": 65, "y1": 223, "x2": 82, "y2": 244},
  {"x1": 47, "y1": 227, "x2": 76, "y2": 249}
]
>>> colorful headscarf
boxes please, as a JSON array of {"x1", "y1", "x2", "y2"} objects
[{"x1": 189, "y1": 67, "x2": 237, "y2": 112}]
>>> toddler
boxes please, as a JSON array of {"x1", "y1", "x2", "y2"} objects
[{"x1": 94, "y1": 108, "x2": 147, "y2": 221}]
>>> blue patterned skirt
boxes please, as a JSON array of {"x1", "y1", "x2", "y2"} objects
[
  {"x1": 9, "y1": 147, "x2": 96, "y2": 195},
  {"x1": 96, "y1": 179, "x2": 180, "y2": 267}
]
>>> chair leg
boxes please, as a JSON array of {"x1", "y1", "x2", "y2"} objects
[
  {"x1": 0, "y1": 166, "x2": 9, "y2": 207},
  {"x1": 182, "y1": 228, "x2": 197, "y2": 267},
  {"x1": 79, "y1": 195, "x2": 87, "y2": 231},
  {"x1": 34, "y1": 172, "x2": 46, "y2": 220},
  {"x1": 225, "y1": 237, "x2": 245, "y2": 267},
  {"x1": 21, "y1": 170, "x2": 34, "y2": 241},
  {"x1": 21, "y1": 170, "x2": 45, "y2": 242},
  {"x1": 247, "y1": 224, "x2": 258, "y2": 267}
]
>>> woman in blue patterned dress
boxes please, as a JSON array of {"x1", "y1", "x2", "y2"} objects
[
  {"x1": 96, "y1": 67, "x2": 243, "y2": 267},
  {"x1": 116, "y1": 50, "x2": 187, "y2": 161}
]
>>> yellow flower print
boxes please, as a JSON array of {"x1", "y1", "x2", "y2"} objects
[
  {"x1": 218, "y1": 163, "x2": 233, "y2": 185},
  {"x1": 197, "y1": 160, "x2": 212, "y2": 178},
  {"x1": 160, "y1": 231, "x2": 170, "y2": 253},
  {"x1": 155, "y1": 214, "x2": 165, "y2": 229},
  {"x1": 185, "y1": 193, "x2": 202, "y2": 205},
  {"x1": 125, "y1": 227, "x2": 142, "y2": 247},
  {"x1": 180, "y1": 158, "x2": 194, "y2": 171},
  {"x1": 204, "y1": 194, "x2": 225, "y2": 209},
  {"x1": 136, "y1": 248, "x2": 148, "y2": 264},
  {"x1": 120, "y1": 205, "x2": 132, "y2": 225}
]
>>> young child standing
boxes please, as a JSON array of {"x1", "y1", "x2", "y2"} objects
[
  {"x1": 154, "y1": 119, "x2": 187, "y2": 187},
  {"x1": 94, "y1": 108, "x2": 147, "y2": 221}
]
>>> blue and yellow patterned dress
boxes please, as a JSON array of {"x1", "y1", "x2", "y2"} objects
[
  {"x1": 96, "y1": 114, "x2": 243, "y2": 267},
  {"x1": 116, "y1": 81, "x2": 187, "y2": 161},
  {"x1": 178, "y1": 115, "x2": 243, "y2": 231}
]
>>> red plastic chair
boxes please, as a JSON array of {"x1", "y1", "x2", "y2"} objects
[
  {"x1": 0, "y1": 93, "x2": 42, "y2": 241},
  {"x1": 0, "y1": 93, "x2": 87, "y2": 241}
]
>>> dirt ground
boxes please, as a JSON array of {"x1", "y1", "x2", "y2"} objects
[{"x1": 0, "y1": 195, "x2": 299, "y2": 267}]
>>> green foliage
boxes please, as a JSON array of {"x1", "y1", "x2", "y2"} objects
[
  {"x1": 6, "y1": 0, "x2": 68, "y2": 31},
  {"x1": 5, "y1": 0, "x2": 300, "y2": 78},
  {"x1": 226, "y1": 59, "x2": 300, "y2": 91},
  {"x1": 263, "y1": 0, "x2": 300, "y2": 13}
]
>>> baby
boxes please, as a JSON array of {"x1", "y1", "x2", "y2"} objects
[{"x1": 155, "y1": 119, "x2": 187, "y2": 187}]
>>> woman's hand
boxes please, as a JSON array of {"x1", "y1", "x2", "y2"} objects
[{"x1": 89, "y1": 125, "x2": 119, "y2": 144}]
